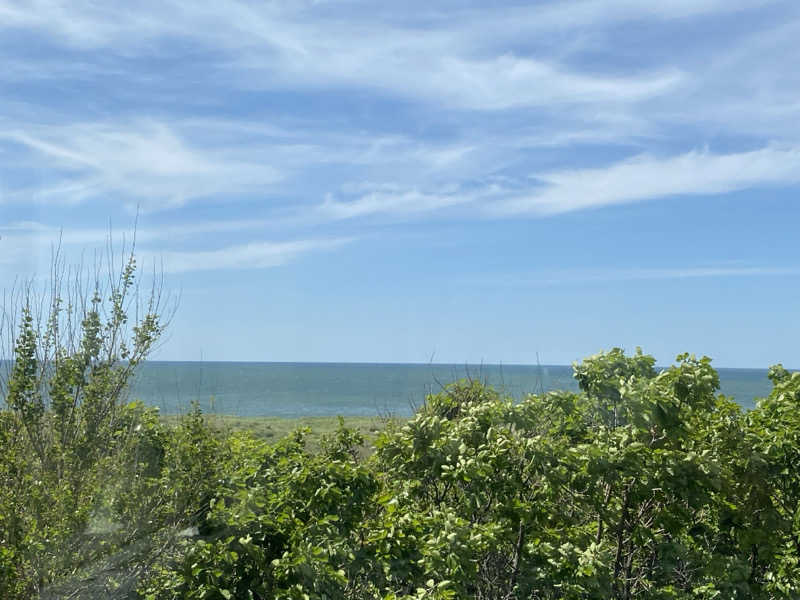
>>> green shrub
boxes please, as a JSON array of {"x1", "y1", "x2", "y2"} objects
[{"x1": 5, "y1": 338, "x2": 800, "y2": 598}]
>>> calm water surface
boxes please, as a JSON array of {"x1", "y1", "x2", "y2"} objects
[{"x1": 128, "y1": 362, "x2": 775, "y2": 417}]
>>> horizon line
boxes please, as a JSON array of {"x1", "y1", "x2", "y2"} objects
[{"x1": 138, "y1": 359, "x2": 794, "y2": 371}]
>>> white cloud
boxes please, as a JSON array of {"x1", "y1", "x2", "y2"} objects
[
  {"x1": 0, "y1": 120, "x2": 282, "y2": 209},
  {"x1": 0, "y1": 218, "x2": 283, "y2": 246},
  {"x1": 0, "y1": 221, "x2": 354, "y2": 274},
  {"x1": 148, "y1": 238, "x2": 353, "y2": 273},
  {"x1": 0, "y1": 1, "x2": 688, "y2": 111},
  {"x1": 390, "y1": 55, "x2": 680, "y2": 111},
  {"x1": 226, "y1": 26, "x2": 683, "y2": 111},
  {"x1": 655, "y1": 18, "x2": 800, "y2": 142},
  {"x1": 0, "y1": 1, "x2": 774, "y2": 54},
  {"x1": 0, "y1": 0, "x2": 790, "y2": 125},
  {"x1": 313, "y1": 144, "x2": 800, "y2": 221},
  {"x1": 470, "y1": 264, "x2": 800, "y2": 288},
  {"x1": 495, "y1": 146, "x2": 800, "y2": 215},
  {"x1": 0, "y1": 0, "x2": 172, "y2": 48},
  {"x1": 0, "y1": 114, "x2": 495, "y2": 213},
  {"x1": 1, "y1": 0, "x2": 799, "y2": 222},
  {"x1": 319, "y1": 185, "x2": 479, "y2": 220},
  {"x1": 511, "y1": 0, "x2": 779, "y2": 29}
]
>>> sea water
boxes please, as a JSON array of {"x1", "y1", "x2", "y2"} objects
[{"x1": 127, "y1": 362, "x2": 774, "y2": 417}]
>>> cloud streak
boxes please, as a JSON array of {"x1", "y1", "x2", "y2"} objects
[
  {"x1": 147, "y1": 237, "x2": 354, "y2": 273},
  {"x1": 0, "y1": 221, "x2": 353, "y2": 274},
  {"x1": 472, "y1": 265, "x2": 800, "y2": 288},
  {"x1": 495, "y1": 146, "x2": 800, "y2": 215},
  {"x1": 1, "y1": 0, "x2": 799, "y2": 228},
  {"x1": 0, "y1": 0, "x2": 699, "y2": 113},
  {"x1": 0, "y1": 218, "x2": 285, "y2": 246},
  {"x1": 0, "y1": 120, "x2": 283, "y2": 209},
  {"x1": 319, "y1": 185, "x2": 482, "y2": 220}
]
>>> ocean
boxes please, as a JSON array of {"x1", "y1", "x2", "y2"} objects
[{"x1": 127, "y1": 362, "x2": 775, "y2": 417}]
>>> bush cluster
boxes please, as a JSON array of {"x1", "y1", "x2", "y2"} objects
[
  {"x1": 3, "y1": 345, "x2": 800, "y2": 598},
  {"x1": 2, "y1": 251, "x2": 800, "y2": 598}
]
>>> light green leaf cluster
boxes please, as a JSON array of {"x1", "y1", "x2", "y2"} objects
[{"x1": 5, "y1": 338, "x2": 800, "y2": 598}]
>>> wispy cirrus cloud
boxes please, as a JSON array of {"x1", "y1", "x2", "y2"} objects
[
  {"x1": 232, "y1": 45, "x2": 683, "y2": 111},
  {"x1": 0, "y1": 0, "x2": 774, "y2": 44},
  {"x1": 0, "y1": 218, "x2": 283, "y2": 246},
  {"x1": 495, "y1": 145, "x2": 800, "y2": 215},
  {"x1": 0, "y1": 220, "x2": 353, "y2": 274},
  {"x1": 146, "y1": 237, "x2": 354, "y2": 273},
  {"x1": 319, "y1": 184, "x2": 483, "y2": 220},
  {"x1": 302, "y1": 144, "x2": 800, "y2": 221},
  {"x1": 470, "y1": 264, "x2": 800, "y2": 288},
  {"x1": 0, "y1": 120, "x2": 282, "y2": 209},
  {"x1": 0, "y1": 0, "x2": 707, "y2": 118},
  {"x1": 1, "y1": 0, "x2": 800, "y2": 228},
  {"x1": 0, "y1": 116, "x2": 490, "y2": 212}
]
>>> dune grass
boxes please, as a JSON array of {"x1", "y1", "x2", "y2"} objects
[{"x1": 161, "y1": 413, "x2": 396, "y2": 453}]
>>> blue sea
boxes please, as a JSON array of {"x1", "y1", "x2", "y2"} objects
[{"x1": 127, "y1": 362, "x2": 776, "y2": 417}]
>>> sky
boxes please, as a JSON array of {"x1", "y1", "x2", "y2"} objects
[{"x1": 1, "y1": 0, "x2": 799, "y2": 368}]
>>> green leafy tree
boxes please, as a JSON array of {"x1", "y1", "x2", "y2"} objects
[
  {"x1": 0, "y1": 241, "x2": 171, "y2": 598},
  {"x1": 744, "y1": 366, "x2": 800, "y2": 595}
]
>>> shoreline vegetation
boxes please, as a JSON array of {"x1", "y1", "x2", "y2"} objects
[
  {"x1": 5, "y1": 356, "x2": 800, "y2": 599},
  {"x1": 161, "y1": 414, "x2": 394, "y2": 454},
  {"x1": 4, "y1": 252, "x2": 800, "y2": 598}
]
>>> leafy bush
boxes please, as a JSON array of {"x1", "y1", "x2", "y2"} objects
[
  {"x1": 4, "y1": 334, "x2": 800, "y2": 597},
  {"x1": 0, "y1": 247, "x2": 169, "y2": 598},
  {"x1": 136, "y1": 350, "x2": 800, "y2": 599}
]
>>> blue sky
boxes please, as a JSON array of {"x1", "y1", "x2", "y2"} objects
[{"x1": 1, "y1": 0, "x2": 799, "y2": 367}]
